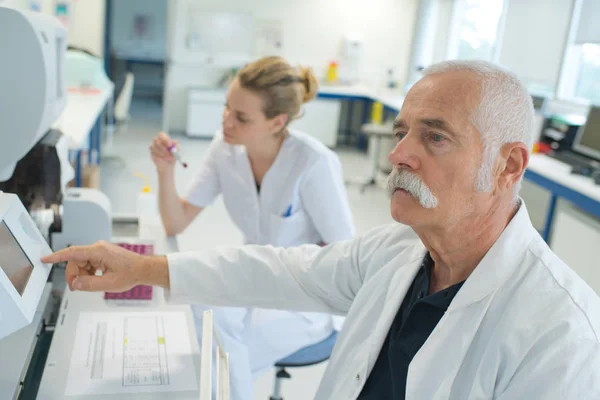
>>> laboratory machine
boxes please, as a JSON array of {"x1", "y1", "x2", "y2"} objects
[{"x1": 0, "y1": 7, "x2": 226, "y2": 399}]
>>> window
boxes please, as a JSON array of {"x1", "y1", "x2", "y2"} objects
[
  {"x1": 574, "y1": 43, "x2": 600, "y2": 104},
  {"x1": 557, "y1": 0, "x2": 600, "y2": 105},
  {"x1": 558, "y1": 43, "x2": 600, "y2": 105},
  {"x1": 447, "y1": 0, "x2": 505, "y2": 61}
]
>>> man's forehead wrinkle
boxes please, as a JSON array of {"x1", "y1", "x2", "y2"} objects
[
  {"x1": 398, "y1": 72, "x2": 484, "y2": 133},
  {"x1": 408, "y1": 85, "x2": 476, "y2": 114},
  {"x1": 421, "y1": 72, "x2": 481, "y2": 106},
  {"x1": 400, "y1": 99, "x2": 470, "y2": 126}
]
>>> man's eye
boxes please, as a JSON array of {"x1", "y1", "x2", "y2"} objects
[
  {"x1": 429, "y1": 133, "x2": 446, "y2": 143},
  {"x1": 395, "y1": 132, "x2": 407, "y2": 141}
]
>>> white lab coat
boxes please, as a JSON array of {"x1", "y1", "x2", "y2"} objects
[
  {"x1": 184, "y1": 129, "x2": 355, "y2": 247},
  {"x1": 166, "y1": 203, "x2": 600, "y2": 399},
  {"x1": 183, "y1": 129, "x2": 355, "y2": 398}
]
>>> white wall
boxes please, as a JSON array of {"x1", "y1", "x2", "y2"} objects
[
  {"x1": 46, "y1": 0, "x2": 105, "y2": 57},
  {"x1": 2, "y1": 0, "x2": 105, "y2": 57},
  {"x1": 172, "y1": 0, "x2": 418, "y2": 79},
  {"x1": 68, "y1": 0, "x2": 105, "y2": 57},
  {"x1": 498, "y1": 0, "x2": 572, "y2": 94},
  {"x1": 0, "y1": 0, "x2": 29, "y2": 8},
  {"x1": 111, "y1": 0, "x2": 167, "y2": 61},
  {"x1": 164, "y1": 0, "x2": 419, "y2": 132}
]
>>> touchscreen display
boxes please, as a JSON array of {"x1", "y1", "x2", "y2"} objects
[{"x1": 0, "y1": 221, "x2": 34, "y2": 295}]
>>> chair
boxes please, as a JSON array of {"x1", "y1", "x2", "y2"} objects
[
  {"x1": 114, "y1": 72, "x2": 135, "y2": 127},
  {"x1": 102, "y1": 72, "x2": 134, "y2": 165},
  {"x1": 269, "y1": 331, "x2": 338, "y2": 400}
]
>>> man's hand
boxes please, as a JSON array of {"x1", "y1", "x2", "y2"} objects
[{"x1": 41, "y1": 241, "x2": 169, "y2": 292}]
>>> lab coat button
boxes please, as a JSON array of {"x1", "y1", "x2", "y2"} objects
[{"x1": 355, "y1": 373, "x2": 360, "y2": 381}]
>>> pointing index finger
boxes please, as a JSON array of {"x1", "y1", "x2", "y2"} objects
[{"x1": 41, "y1": 245, "x2": 91, "y2": 264}]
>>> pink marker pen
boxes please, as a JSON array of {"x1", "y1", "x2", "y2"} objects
[{"x1": 167, "y1": 143, "x2": 188, "y2": 168}]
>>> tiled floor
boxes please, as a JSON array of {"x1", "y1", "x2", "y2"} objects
[{"x1": 100, "y1": 98, "x2": 395, "y2": 399}]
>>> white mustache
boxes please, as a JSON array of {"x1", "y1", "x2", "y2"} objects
[{"x1": 387, "y1": 169, "x2": 438, "y2": 209}]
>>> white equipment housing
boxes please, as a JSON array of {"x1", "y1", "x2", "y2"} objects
[
  {"x1": 52, "y1": 188, "x2": 112, "y2": 251},
  {"x1": 0, "y1": 6, "x2": 67, "y2": 338},
  {"x1": 0, "y1": 6, "x2": 67, "y2": 180},
  {"x1": 0, "y1": 192, "x2": 53, "y2": 339}
]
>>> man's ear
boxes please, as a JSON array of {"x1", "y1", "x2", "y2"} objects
[
  {"x1": 496, "y1": 142, "x2": 529, "y2": 193},
  {"x1": 269, "y1": 113, "x2": 289, "y2": 134}
]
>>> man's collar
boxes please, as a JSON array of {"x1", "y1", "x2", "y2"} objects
[{"x1": 436, "y1": 199, "x2": 537, "y2": 311}]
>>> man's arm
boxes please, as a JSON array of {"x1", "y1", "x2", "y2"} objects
[
  {"x1": 42, "y1": 236, "x2": 367, "y2": 316},
  {"x1": 165, "y1": 240, "x2": 364, "y2": 315}
]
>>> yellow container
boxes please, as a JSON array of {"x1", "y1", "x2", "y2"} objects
[
  {"x1": 326, "y1": 61, "x2": 338, "y2": 83},
  {"x1": 371, "y1": 101, "x2": 384, "y2": 125}
]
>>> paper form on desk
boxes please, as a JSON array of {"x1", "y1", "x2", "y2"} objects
[{"x1": 65, "y1": 311, "x2": 198, "y2": 396}]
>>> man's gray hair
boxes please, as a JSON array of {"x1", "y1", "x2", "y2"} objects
[{"x1": 422, "y1": 60, "x2": 534, "y2": 196}]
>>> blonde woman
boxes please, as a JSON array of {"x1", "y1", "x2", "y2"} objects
[{"x1": 150, "y1": 56, "x2": 355, "y2": 399}]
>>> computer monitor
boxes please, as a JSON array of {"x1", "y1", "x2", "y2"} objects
[
  {"x1": 573, "y1": 106, "x2": 600, "y2": 162},
  {"x1": 0, "y1": 192, "x2": 53, "y2": 339}
]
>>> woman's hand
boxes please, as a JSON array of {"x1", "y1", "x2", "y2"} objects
[{"x1": 150, "y1": 132, "x2": 177, "y2": 174}]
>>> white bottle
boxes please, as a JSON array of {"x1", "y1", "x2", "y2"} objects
[{"x1": 137, "y1": 185, "x2": 158, "y2": 239}]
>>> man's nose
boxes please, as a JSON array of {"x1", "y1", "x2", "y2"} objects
[{"x1": 388, "y1": 134, "x2": 420, "y2": 170}]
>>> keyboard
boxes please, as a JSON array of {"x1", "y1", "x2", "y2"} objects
[
  {"x1": 104, "y1": 242, "x2": 155, "y2": 300},
  {"x1": 548, "y1": 151, "x2": 597, "y2": 168}
]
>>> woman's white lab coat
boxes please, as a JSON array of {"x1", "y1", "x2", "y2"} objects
[
  {"x1": 166, "y1": 204, "x2": 600, "y2": 399},
  {"x1": 184, "y1": 130, "x2": 355, "y2": 248},
  {"x1": 182, "y1": 129, "x2": 354, "y2": 398}
]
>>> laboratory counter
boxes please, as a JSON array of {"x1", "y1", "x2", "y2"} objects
[{"x1": 36, "y1": 217, "x2": 202, "y2": 400}]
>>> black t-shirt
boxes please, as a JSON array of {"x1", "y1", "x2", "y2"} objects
[{"x1": 358, "y1": 253, "x2": 465, "y2": 399}]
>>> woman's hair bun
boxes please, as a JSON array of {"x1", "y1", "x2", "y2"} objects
[{"x1": 299, "y1": 66, "x2": 318, "y2": 103}]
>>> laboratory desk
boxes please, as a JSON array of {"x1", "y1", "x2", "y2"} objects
[
  {"x1": 317, "y1": 84, "x2": 404, "y2": 147},
  {"x1": 524, "y1": 154, "x2": 600, "y2": 242},
  {"x1": 318, "y1": 84, "x2": 405, "y2": 113},
  {"x1": 52, "y1": 85, "x2": 114, "y2": 187},
  {"x1": 178, "y1": 82, "x2": 404, "y2": 148},
  {"x1": 36, "y1": 218, "x2": 202, "y2": 399}
]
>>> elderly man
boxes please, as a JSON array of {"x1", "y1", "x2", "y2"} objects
[{"x1": 43, "y1": 60, "x2": 600, "y2": 399}]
